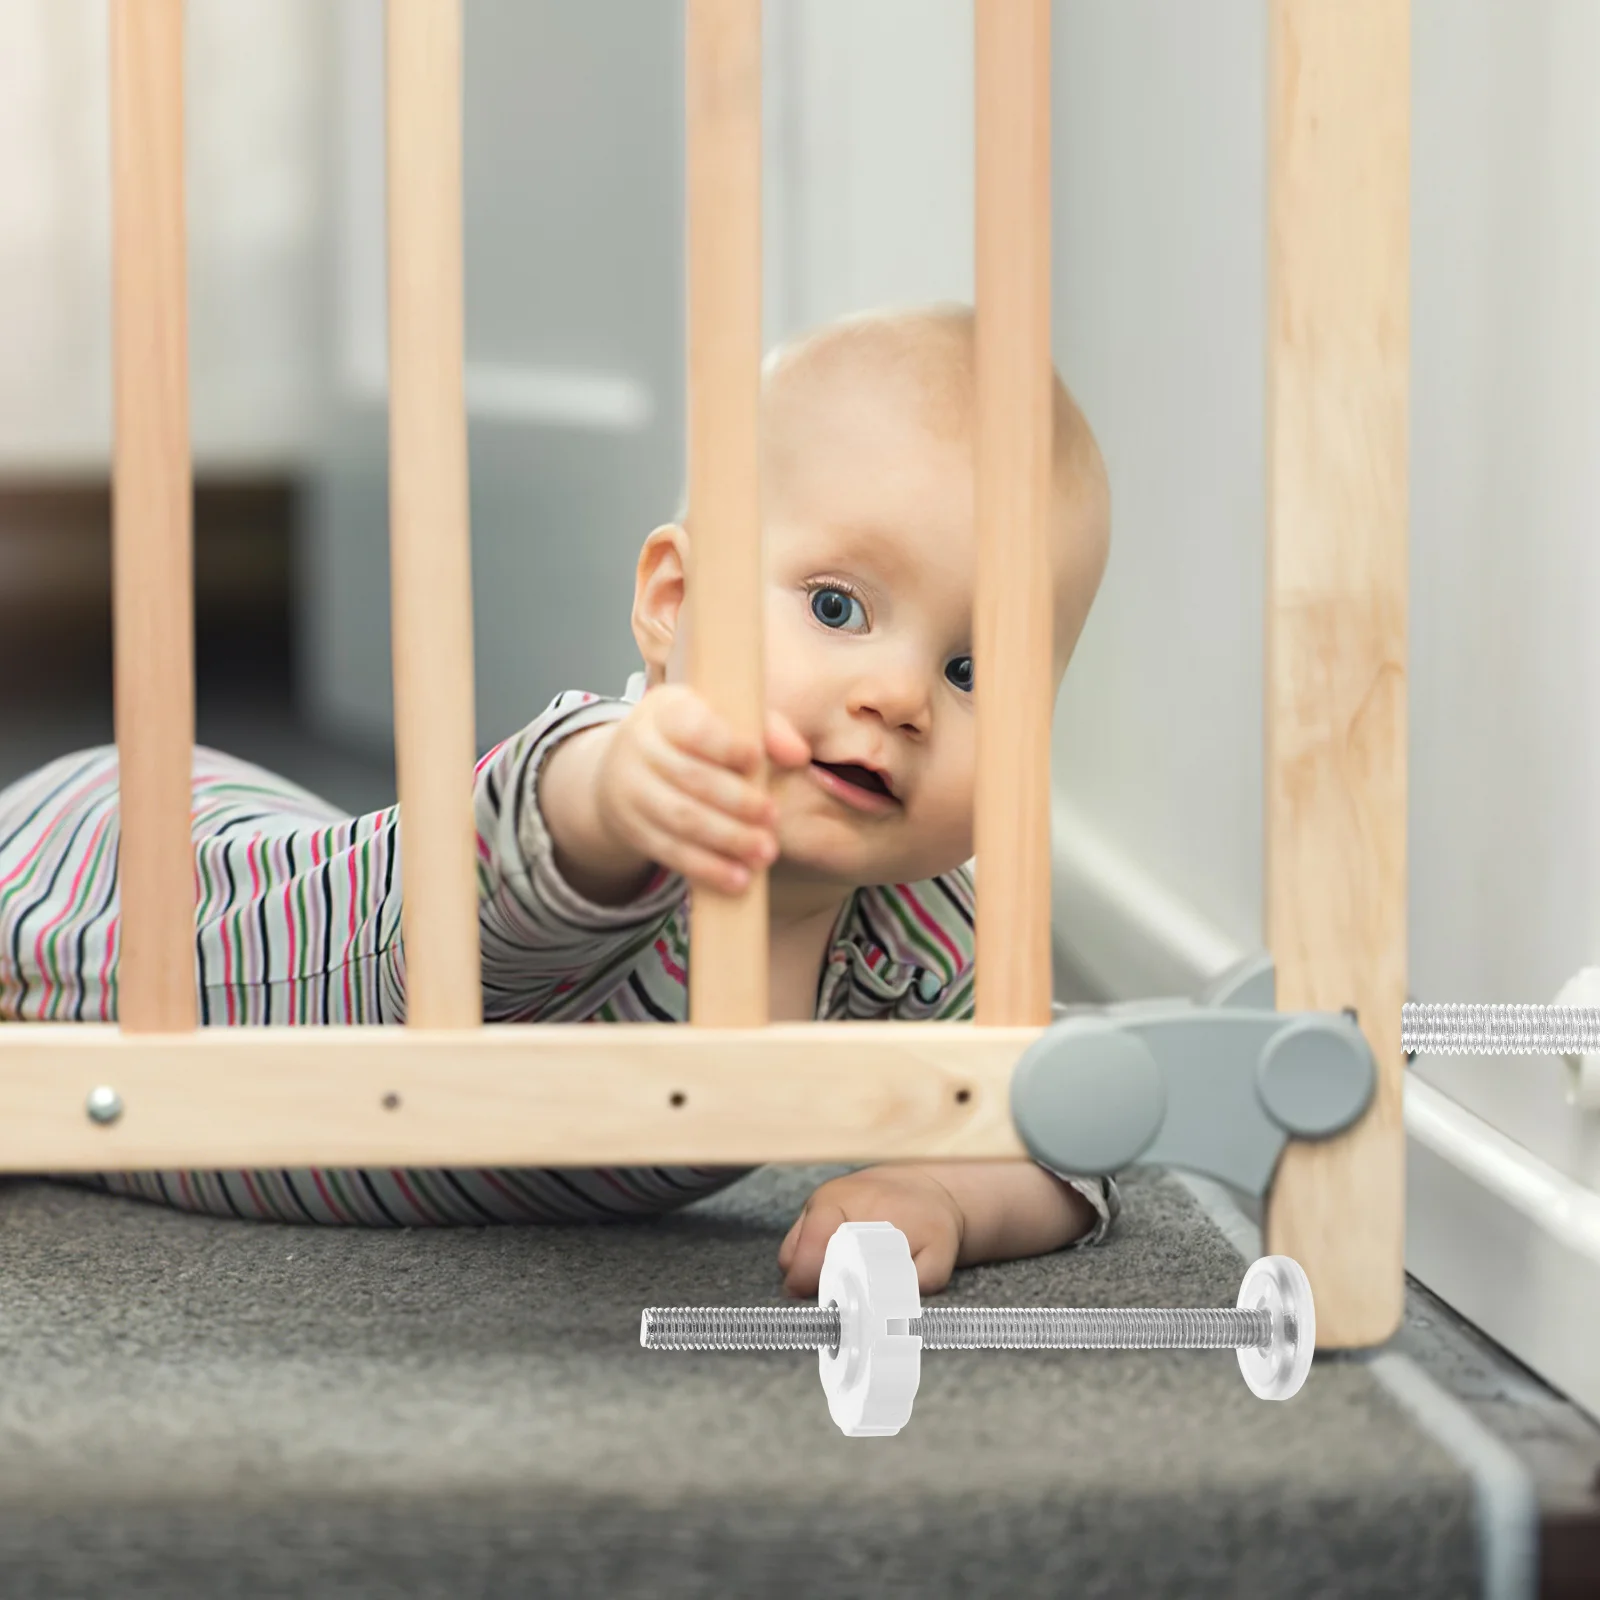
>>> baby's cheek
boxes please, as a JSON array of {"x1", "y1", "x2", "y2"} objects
[
  {"x1": 762, "y1": 610, "x2": 810, "y2": 700},
  {"x1": 896, "y1": 794, "x2": 972, "y2": 876},
  {"x1": 933, "y1": 791, "x2": 977, "y2": 864},
  {"x1": 929, "y1": 749, "x2": 976, "y2": 821}
]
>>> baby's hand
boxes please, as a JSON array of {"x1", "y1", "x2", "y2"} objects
[
  {"x1": 595, "y1": 685, "x2": 810, "y2": 897},
  {"x1": 778, "y1": 1166, "x2": 966, "y2": 1297}
]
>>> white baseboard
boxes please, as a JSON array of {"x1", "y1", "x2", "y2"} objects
[
  {"x1": 1050, "y1": 795, "x2": 1600, "y2": 1421},
  {"x1": 1405, "y1": 1078, "x2": 1600, "y2": 1418}
]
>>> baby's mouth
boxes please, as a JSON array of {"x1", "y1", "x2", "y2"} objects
[{"x1": 812, "y1": 761, "x2": 897, "y2": 801}]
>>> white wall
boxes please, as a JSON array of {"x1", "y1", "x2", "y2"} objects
[
  {"x1": 1048, "y1": 1, "x2": 1268, "y2": 963},
  {"x1": 0, "y1": 0, "x2": 332, "y2": 475},
  {"x1": 1408, "y1": 2, "x2": 1600, "y2": 1185},
  {"x1": 303, "y1": 0, "x2": 686, "y2": 757},
  {"x1": 762, "y1": 0, "x2": 974, "y2": 342}
]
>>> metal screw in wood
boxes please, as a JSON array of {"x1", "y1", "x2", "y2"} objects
[
  {"x1": 640, "y1": 1221, "x2": 1315, "y2": 1436},
  {"x1": 85, "y1": 1086, "x2": 124, "y2": 1125}
]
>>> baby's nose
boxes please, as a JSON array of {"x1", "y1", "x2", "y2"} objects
[{"x1": 852, "y1": 670, "x2": 931, "y2": 731}]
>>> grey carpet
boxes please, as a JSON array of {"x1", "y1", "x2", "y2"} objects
[{"x1": 0, "y1": 1165, "x2": 1477, "y2": 1599}]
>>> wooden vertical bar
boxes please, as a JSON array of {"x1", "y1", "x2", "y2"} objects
[
  {"x1": 386, "y1": 0, "x2": 482, "y2": 1029},
  {"x1": 110, "y1": 0, "x2": 196, "y2": 1035},
  {"x1": 974, "y1": 0, "x2": 1053, "y2": 1028},
  {"x1": 1264, "y1": 0, "x2": 1409, "y2": 1346},
  {"x1": 686, "y1": 0, "x2": 767, "y2": 1028}
]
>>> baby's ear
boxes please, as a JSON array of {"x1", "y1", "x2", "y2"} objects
[{"x1": 631, "y1": 523, "x2": 689, "y2": 674}]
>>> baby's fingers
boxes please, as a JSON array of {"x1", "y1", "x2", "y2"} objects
[
  {"x1": 642, "y1": 726, "x2": 775, "y2": 828},
  {"x1": 780, "y1": 1201, "x2": 845, "y2": 1298},
  {"x1": 765, "y1": 709, "x2": 812, "y2": 769},
  {"x1": 633, "y1": 784, "x2": 776, "y2": 890},
  {"x1": 631, "y1": 822, "x2": 757, "y2": 897},
  {"x1": 655, "y1": 689, "x2": 763, "y2": 776}
]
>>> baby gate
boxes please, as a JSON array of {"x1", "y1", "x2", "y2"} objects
[{"x1": 0, "y1": 0, "x2": 1408, "y2": 1351}]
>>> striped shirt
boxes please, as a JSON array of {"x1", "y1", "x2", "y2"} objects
[{"x1": 0, "y1": 672, "x2": 1118, "y2": 1242}]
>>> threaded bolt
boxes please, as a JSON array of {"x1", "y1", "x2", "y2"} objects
[
  {"x1": 1402, "y1": 1002, "x2": 1600, "y2": 1056},
  {"x1": 641, "y1": 1303, "x2": 1272, "y2": 1355},
  {"x1": 640, "y1": 1223, "x2": 1315, "y2": 1436},
  {"x1": 645, "y1": 1305, "x2": 844, "y2": 1354}
]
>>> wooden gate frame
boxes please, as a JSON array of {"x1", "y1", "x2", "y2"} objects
[{"x1": 0, "y1": 0, "x2": 1408, "y2": 1351}]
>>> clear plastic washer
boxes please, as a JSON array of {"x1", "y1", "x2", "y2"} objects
[{"x1": 1235, "y1": 1254, "x2": 1316, "y2": 1400}]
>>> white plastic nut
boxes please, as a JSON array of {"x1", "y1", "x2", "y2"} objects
[
  {"x1": 1554, "y1": 968, "x2": 1600, "y2": 1111},
  {"x1": 1235, "y1": 1254, "x2": 1316, "y2": 1401},
  {"x1": 817, "y1": 1220, "x2": 923, "y2": 1437}
]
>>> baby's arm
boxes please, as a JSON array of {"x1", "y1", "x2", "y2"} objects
[
  {"x1": 472, "y1": 681, "x2": 809, "y2": 1022},
  {"x1": 917, "y1": 1159, "x2": 1099, "y2": 1265},
  {"x1": 779, "y1": 892, "x2": 1121, "y2": 1295},
  {"x1": 779, "y1": 1159, "x2": 1100, "y2": 1297},
  {"x1": 535, "y1": 723, "x2": 661, "y2": 905}
]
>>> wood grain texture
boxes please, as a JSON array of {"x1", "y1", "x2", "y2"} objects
[
  {"x1": 974, "y1": 0, "x2": 1053, "y2": 1027},
  {"x1": 0, "y1": 1023, "x2": 1037, "y2": 1170},
  {"x1": 110, "y1": 0, "x2": 196, "y2": 1035},
  {"x1": 685, "y1": 0, "x2": 768, "y2": 1026},
  {"x1": 386, "y1": 0, "x2": 482, "y2": 1029},
  {"x1": 1264, "y1": 0, "x2": 1409, "y2": 1348}
]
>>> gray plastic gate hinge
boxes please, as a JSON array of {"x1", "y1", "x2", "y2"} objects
[{"x1": 1011, "y1": 953, "x2": 1374, "y2": 1198}]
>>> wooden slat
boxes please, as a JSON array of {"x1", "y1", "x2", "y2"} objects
[
  {"x1": 386, "y1": 0, "x2": 482, "y2": 1029},
  {"x1": 1264, "y1": 0, "x2": 1409, "y2": 1348},
  {"x1": 0, "y1": 1023, "x2": 1035, "y2": 1169},
  {"x1": 110, "y1": 0, "x2": 196, "y2": 1035},
  {"x1": 974, "y1": 0, "x2": 1054, "y2": 1027},
  {"x1": 685, "y1": 0, "x2": 767, "y2": 1027}
]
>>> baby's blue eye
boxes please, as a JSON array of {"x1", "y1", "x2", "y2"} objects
[
  {"x1": 946, "y1": 656, "x2": 974, "y2": 693},
  {"x1": 811, "y1": 587, "x2": 866, "y2": 630}
]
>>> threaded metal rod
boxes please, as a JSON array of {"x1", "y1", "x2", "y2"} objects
[
  {"x1": 640, "y1": 1303, "x2": 1273, "y2": 1354},
  {"x1": 641, "y1": 1306, "x2": 843, "y2": 1354},
  {"x1": 1402, "y1": 1003, "x2": 1600, "y2": 1056},
  {"x1": 915, "y1": 1305, "x2": 1271, "y2": 1350}
]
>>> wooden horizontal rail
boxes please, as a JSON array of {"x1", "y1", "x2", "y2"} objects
[{"x1": 0, "y1": 1024, "x2": 1036, "y2": 1171}]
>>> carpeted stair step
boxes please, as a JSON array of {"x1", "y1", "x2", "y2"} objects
[{"x1": 0, "y1": 1167, "x2": 1482, "y2": 1598}]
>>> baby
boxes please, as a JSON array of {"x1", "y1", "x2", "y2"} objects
[{"x1": 0, "y1": 303, "x2": 1115, "y2": 1299}]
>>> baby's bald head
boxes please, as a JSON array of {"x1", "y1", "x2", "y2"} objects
[
  {"x1": 756, "y1": 305, "x2": 1110, "y2": 674},
  {"x1": 651, "y1": 304, "x2": 1110, "y2": 698}
]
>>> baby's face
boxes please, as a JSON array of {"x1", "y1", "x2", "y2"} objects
[{"x1": 758, "y1": 393, "x2": 988, "y2": 891}]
